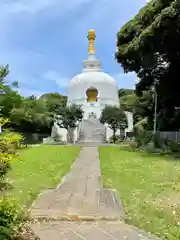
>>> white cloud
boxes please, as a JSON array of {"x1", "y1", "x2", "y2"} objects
[
  {"x1": 113, "y1": 72, "x2": 137, "y2": 89},
  {"x1": 0, "y1": 0, "x2": 146, "y2": 96},
  {"x1": 43, "y1": 70, "x2": 69, "y2": 88}
]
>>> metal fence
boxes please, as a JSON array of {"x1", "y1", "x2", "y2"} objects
[
  {"x1": 146, "y1": 131, "x2": 180, "y2": 142},
  {"x1": 156, "y1": 131, "x2": 180, "y2": 142}
]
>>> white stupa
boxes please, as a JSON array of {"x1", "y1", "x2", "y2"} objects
[
  {"x1": 67, "y1": 29, "x2": 119, "y2": 119},
  {"x1": 44, "y1": 29, "x2": 133, "y2": 144}
]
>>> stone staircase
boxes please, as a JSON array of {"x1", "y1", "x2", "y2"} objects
[{"x1": 77, "y1": 118, "x2": 106, "y2": 146}]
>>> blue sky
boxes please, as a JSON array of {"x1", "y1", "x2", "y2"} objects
[{"x1": 0, "y1": 0, "x2": 147, "y2": 97}]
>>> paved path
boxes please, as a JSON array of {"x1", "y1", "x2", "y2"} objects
[{"x1": 29, "y1": 147, "x2": 159, "y2": 240}]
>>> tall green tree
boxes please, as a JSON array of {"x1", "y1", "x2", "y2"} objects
[
  {"x1": 116, "y1": 0, "x2": 180, "y2": 131},
  {"x1": 0, "y1": 66, "x2": 54, "y2": 134},
  {"x1": 55, "y1": 104, "x2": 83, "y2": 130},
  {"x1": 9, "y1": 98, "x2": 53, "y2": 134},
  {"x1": 40, "y1": 92, "x2": 67, "y2": 112},
  {"x1": 119, "y1": 88, "x2": 136, "y2": 112},
  {"x1": 0, "y1": 65, "x2": 22, "y2": 117},
  {"x1": 100, "y1": 106, "x2": 127, "y2": 143},
  {"x1": 118, "y1": 88, "x2": 153, "y2": 129},
  {"x1": 118, "y1": 111, "x2": 128, "y2": 136}
]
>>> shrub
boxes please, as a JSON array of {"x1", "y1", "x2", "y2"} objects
[
  {"x1": 151, "y1": 133, "x2": 167, "y2": 149},
  {"x1": 0, "y1": 119, "x2": 24, "y2": 239},
  {"x1": 168, "y1": 141, "x2": 180, "y2": 153},
  {"x1": 0, "y1": 131, "x2": 24, "y2": 154},
  {"x1": 0, "y1": 153, "x2": 12, "y2": 180},
  {"x1": 108, "y1": 135, "x2": 123, "y2": 144},
  {"x1": 0, "y1": 197, "x2": 22, "y2": 240},
  {"x1": 135, "y1": 131, "x2": 152, "y2": 147},
  {"x1": 129, "y1": 141, "x2": 138, "y2": 149},
  {"x1": 0, "y1": 131, "x2": 23, "y2": 185}
]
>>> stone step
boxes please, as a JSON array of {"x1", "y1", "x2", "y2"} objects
[
  {"x1": 78, "y1": 118, "x2": 105, "y2": 144},
  {"x1": 77, "y1": 142, "x2": 105, "y2": 147},
  {"x1": 30, "y1": 188, "x2": 124, "y2": 222},
  {"x1": 29, "y1": 221, "x2": 160, "y2": 240}
]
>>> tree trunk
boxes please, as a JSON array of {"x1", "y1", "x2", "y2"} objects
[
  {"x1": 120, "y1": 128, "x2": 125, "y2": 139},
  {"x1": 113, "y1": 128, "x2": 116, "y2": 143}
]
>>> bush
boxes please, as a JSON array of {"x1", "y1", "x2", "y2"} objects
[
  {"x1": 0, "y1": 197, "x2": 22, "y2": 240},
  {"x1": 129, "y1": 141, "x2": 138, "y2": 150},
  {"x1": 0, "y1": 131, "x2": 23, "y2": 186},
  {"x1": 135, "y1": 131, "x2": 152, "y2": 147},
  {"x1": 0, "y1": 153, "x2": 12, "y2": 180},
  {"x1": 152, "y1": 133, "x2": 167, "y2": 149},
  {"x1": 167, "y1": 141, "x2": 180, "y2": 153},
  {"x1": 0, "y1": 132, "x2": 24, "y2": 154},
  {"x1": 108, "y1": 135, "x2": 123, "y2": 144},
  {"x1": 0, "y1": 119, "x2": 24, "y2": 239}
]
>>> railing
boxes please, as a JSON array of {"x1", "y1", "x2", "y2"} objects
[
  {"x1": 155, "y1": 131, "x2": 180, "y2": 142},
  {"x1": 144, "y1": 131, "x2": 180, "y2": 142}
]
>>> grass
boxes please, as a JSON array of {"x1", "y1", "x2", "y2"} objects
[
  {"x1": 99, "y1": 146, "x2": 180, "y2": 240},
  {"x1": 7, "y1": 145, "x2": 80, "y2": 209}
]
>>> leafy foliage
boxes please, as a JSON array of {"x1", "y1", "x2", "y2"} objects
[
  {"x1": 0, "y1": 118, "x2": 23, "y2": 240},
  {"x1": 118, "y1": 88, "x2": 153, "y2": 130},
  {"x1": 100, "y1": 105, "x2": 128, "y2": 143},
  {"x1": 55, "y1": 104, "x2": 84, "y2": 129},
  {"x1": 133, "y1": 117, "x2": 151, "y2": 147},
  {"x1": 40, "y1": 92, "x2": 67, "y2": 111},
  {"x1": 116, "y1": 0, "x2": 180, "y2": 131},
  {"x1": 0, "y1": 197, "x2": 22, "y2": 240},
  {"x1": 0, "y1": 65, "x2": 69, "y2": 135},
  {"x1": 0, "y1": 117, "x2": 9, "y2": 128},
  {"x1": 0, "y1": 125, "x2": 23, "y2": 186},
  {"x1": 118, "y1": 111, "x2": 128, "y2": 131}
]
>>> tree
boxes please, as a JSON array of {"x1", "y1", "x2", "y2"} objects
[
  {"x1": 100, "y1": 105, "x2": 127, "y2": 143},
  {"x1": 116, "y1": 0, "x2": 180, "y2": 131},
  {"x1": 0, "y1": 65, "x2": 22, "y2": 118},
  {"x1": 118, "y1": 88, "x2": 154, "y2": 129},
  {"x1": 39, "y1": 92, "x2": 67, "y2": 112},
  {"x1": 119, "y1": 88, "x2": 136, "y2": 112},
  {"x1": 118, "y1": 111, "x2": 128, "y2": 136},
  {"x1": 118, "y1": 88, "x2": 135, "y2": 98},
  {"x1": 9, "y1": 98, "x2": 53, "y2": 134},
  {"x1": 55, "y1": 104, "x2": 83, "y2": 130}
]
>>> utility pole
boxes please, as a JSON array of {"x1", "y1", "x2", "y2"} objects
[{"x1": 153, "y1": 85, "x2": 157, "y2": 135}]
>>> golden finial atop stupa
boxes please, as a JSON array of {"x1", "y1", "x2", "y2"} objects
[{"x1": 87, "y1": 29, "x2": 96, "y2": 53}]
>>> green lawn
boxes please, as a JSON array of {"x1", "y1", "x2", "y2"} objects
[
  {"x1": 99, "y1": 146, "x2": 180, "y2": 240},
  {"x1": 7, "y1": 145, "x2": 80, "y2": 209}
]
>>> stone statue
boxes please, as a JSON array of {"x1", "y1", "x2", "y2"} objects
[{"x1": 51, "y1": 122, "x2": 62, "y2": 141}]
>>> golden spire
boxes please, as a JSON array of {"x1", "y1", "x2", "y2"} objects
[{"x1": 87, "y1": 29, "x2": 96, "y2": 54}]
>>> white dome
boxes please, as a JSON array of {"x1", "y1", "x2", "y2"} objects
[
  {"x1": 69, "y1": 71, "x2": 117, "y2": 87},
  {"x1": 67, "y1": 51, "x2": 119, "y2": 119},
  {"x1": 68, "y1": 71, "x2": 119, "y2": 105}
]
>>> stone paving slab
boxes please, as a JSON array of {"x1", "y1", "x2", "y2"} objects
[{"x1": 30, "y1": 221, "x2": 160, "y2": 240}]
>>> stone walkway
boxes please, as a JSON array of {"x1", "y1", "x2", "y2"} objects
[{"x1": 29, "y1": 147, "x2": 160, "y2": 239}]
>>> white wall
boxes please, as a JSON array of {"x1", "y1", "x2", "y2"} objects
[
  {"x1": 51, "y1": 123, "x2": 67, "y2": 142},
  {"x1": 105, "y1": 124, "x2": 120, "y2": 141},
  {"x1": 124, "y1": 111, "x2": 133, "y2": 133}
]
